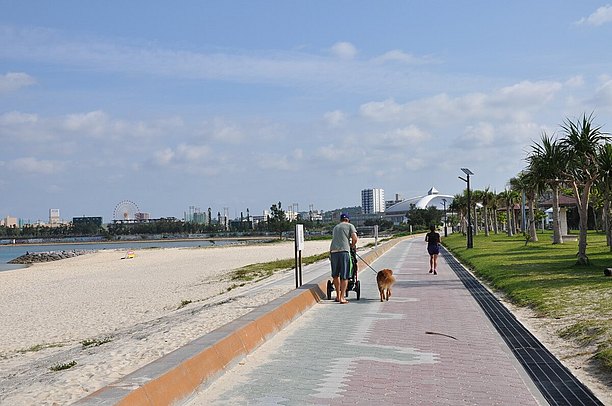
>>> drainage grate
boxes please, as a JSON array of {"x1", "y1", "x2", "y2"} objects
[{"x1": 442, "y1": 248, "x2": 604, "y2": 406}]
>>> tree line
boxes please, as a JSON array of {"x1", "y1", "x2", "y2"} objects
[{"x1": 450, "y1": 113, "x2": 610, "y2": 265}]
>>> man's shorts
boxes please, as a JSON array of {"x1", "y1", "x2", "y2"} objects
[
  {"x1": 427, "y1": 244, "x2": 440, "y2": 255},
  {"x1": 330, "y1": 251, "x2": 352, "y2": 280}
]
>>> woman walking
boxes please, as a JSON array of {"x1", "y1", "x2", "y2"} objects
[{"x1": 425, "y1": 225, "x2": 441, "y2": 275}]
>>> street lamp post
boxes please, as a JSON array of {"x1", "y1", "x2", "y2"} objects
[
  {"x1": 442, "y1": 198, "x2": 448, "y2": 237},
  {"x1": 459, "y1": 168, "x2": 474, "y2": 249}
]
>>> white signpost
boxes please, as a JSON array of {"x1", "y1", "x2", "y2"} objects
[
  {"x1": 295, "y1": 224, "x2": 304, "y2": 288},
  {"x1": 374, "y1": 225, "x2": 379, "y2": 247}
]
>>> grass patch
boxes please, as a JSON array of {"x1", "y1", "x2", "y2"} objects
[
  {"x1": 227, "y1": 282, "x2": 246, "y2": 292},
  {"x1": 18, "y1": 342, "x2": 65, "y2": 354},
  {"x1": 50, "y1": 360, "x2": 77, "y2": 371},
  {"x1": 177, "y1": 299, "x2": 192, "y2": 309},
  {"x1": 559, "y1": 320, "x2": 607, "y2": 346},
  {"x1": 444, "y1": 230, "x2": 612, "y2": 375},
  {"x1": 81, "y1": 337, "x2": 112, "y2": 348},
  {"x1": 305, "y1": 235, "x2": 332, "y2": 241},
  {"x1": 230, "y1": 252, "x2": 329, "y2": 282},
  {"x1": 594, "y1": 345, "x2": 612, "y2": 371}
]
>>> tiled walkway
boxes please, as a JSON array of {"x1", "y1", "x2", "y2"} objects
[{"x1": 184, "y1": 238, "x2": 548, "y2": 405}]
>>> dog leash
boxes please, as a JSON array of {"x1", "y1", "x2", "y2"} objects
[{"x1": 354, "y1": 251, "x2": 378, "y2": 274}]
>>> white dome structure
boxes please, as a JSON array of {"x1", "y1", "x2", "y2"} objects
[{"x1": 385, "y1": 187, "x2": 454, "y2": 224}]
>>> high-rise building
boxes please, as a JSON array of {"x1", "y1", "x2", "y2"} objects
[
  {"x1": 2, "y1": 216, "x2": 18, "y2": 228},
  {"x1": 135, "y1": 212, "x2": 150, "y2": 221},
  {"x1": 386, "y1": 193, "x2": 403, "y2": 210},
  {"x1": 49, "y1": 209, "x2": 60, "y2": 226},
  {"x1": 361, "y1": 188, "x2": 385, "y2": 214}
]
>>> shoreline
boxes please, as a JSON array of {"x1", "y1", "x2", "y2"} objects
[{"x1": 0, "y1": 235, "x2": 282, "y2": 247}]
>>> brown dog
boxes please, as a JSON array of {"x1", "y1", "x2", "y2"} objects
[{"x1": 376, "y1": 268, "x2": 395, "y2": 302}]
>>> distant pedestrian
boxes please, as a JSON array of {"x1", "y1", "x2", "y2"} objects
[
  {"x1": 425, "y1": 225, "x2": 441, "y2": 274},
  {"x1": 329, "y1": 213, "x2": 358, "y2": 304}
]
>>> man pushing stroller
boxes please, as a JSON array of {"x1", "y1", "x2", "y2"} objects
[{"x1": 329, "y1": 213, "x2": 358, "y2": 304}]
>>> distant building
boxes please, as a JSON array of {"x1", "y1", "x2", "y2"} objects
[
  {"x1": 361, "y1": 188, "x2": 385, "y2": 214},
  {"x1": 49, "y1": 209, "x2": 60, "y2": 227},
  {"x1": 386, "y1": 194, "x2": 403, "y2": 210},
  {"x1": 192, "y1": 212, "x2": 207, "y2": 224},
  {"x1": 304, "y1": 210, "x2": 323, "y2": 222},
  {"x1": 385, "y1": 187, "x2": 454, "y2": 225},
  {"x1": 2, "y1": 216, "x2": 18, "y2": 228},
  {"x1": 135, "y1": 212, "x2": 150, "y2": 221}
]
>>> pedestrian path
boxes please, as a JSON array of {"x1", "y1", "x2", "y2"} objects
[{"x1": 183, "y1": 238, "x2": 549, "y2": 405}]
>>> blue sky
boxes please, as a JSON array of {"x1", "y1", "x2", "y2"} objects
[{"x1": 2, "y1": 1, "x2": 612, "y2": 222}]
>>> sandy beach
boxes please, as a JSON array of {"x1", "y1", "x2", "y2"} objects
[{"x1": 0, "y1": 239, "x2": 355, "y2": 405}]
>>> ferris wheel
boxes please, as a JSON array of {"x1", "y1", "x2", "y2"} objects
[{"x1": 113, "y1": 200, "x2": 140, "y2": 221}]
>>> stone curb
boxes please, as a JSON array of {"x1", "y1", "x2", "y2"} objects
[{"x1": 74, "y1": 237, "x2": 406, "y2": 406}]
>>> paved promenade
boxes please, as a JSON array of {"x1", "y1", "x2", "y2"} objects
[{"x1": 183, "y1": 237, "x2": 548, "y2": 405}]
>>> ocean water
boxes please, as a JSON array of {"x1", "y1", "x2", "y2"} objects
[{"x1": 0, "y1": 239, "x2": 242, "y2": 272}]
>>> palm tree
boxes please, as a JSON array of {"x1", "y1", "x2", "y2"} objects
[
  {"x1": 510, "y1": 171, "x2": 540, "y2": 242},
  {"x1": 596, "y1": 143, "x2": 612, "y2": 250},
  {"x1": 450, "y1": 193, "x2": 467, "y2": 235},
  {"x1": 559, "y1": 114, "x2": 610, "y2": 265},
  {"x1": 497, "y1": 189, "x2": 517, "y2": 236},
  {"x1": 527, "y1": 133, "x2": 566, "y2": 244},
  {"x1": 489, "y1": 189, "x2": 500, "y2": 234},
  {"x1": 509, "y1": 175, "x2": 526, "y2": 234},
  {"x1": 471, "y1": 189, "x2": 484, "y2": 235},
  {"x1": 523, "y1": 170, "x2": 542, "y2": 242},
  {"x1": 481, "y1": 186, "x2": 494, "y2": 237}
]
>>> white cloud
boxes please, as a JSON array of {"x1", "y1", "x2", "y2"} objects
[
  {"x1": 359, "y1": 98, "x2": 404, "y2": 121},
  {"x1": 330, "y1": 42, "x2": 357, "y2": 59},
  {"x1": 0, "y1": 111, "x2": 50, "y2": 143},
  {"x1": 176, "y1": 143, "x2": 211, "y2": 161},
  {"x1": 315, "y1": 144, "x2": 340, "y2": 161},
  {"x1": 576, "y1": 5, "x2": 612, "y2": 26},
  {"x1": 154, "y1": 143, "x2": 211, "y2": 166},
  {"x1": 0, "y1": 27, "x2": 447, "y2": 97},
  {"x1": 292, "y1": 148, "x2": 304, "y2": 160},
  {"x1": 209, "y1": 118, "x2": 245, "y2": 144},
  {"x1": 154, "y1": 148, "x2": 175, "y2": 166},
  {"x1": 372, "y1": 50, "x2": 435, "y2": 65},
  {"x1": 256, "y1": 153, "x2": 293, "y2": 171},
  {"x1": 404, "y1": 157, "x2": 426, "y2": 171},
  {"x1": 457, "y1": 122, "x2": 496, "y2": 147},
  {"x1": 359, "y1": 80, "x2": 563, "y2": 124},
  {"x1": 591, "y1": 79, "x2": 612, "y2": 106},
  {"x1": 0, "y1": 72, "x2": 36, "y2": 93},
  {"x1": 565, "y1": 76, "x2": 584, "y2": 87},
  {"x1": 493, "y1": 80, "x2": 562, "y2": 105},
  {"x1": 62, "y1": 110, "x2": 109, "y2": 136},
  {"x1": 59, "y1": 110, "x2": 180, "y2": 142},
  {"x1": 0, "y1": 111, "x2": 38, "y2": 125},
  {"x1": 323, "y1": 110, "x2": 346, "y2": 126},
  {"x1": 379, "y1": 125, "x2": 429, "y2": 147},
  {"x1": 7, "y1": 157, "x2": 64, "y2": 174}
]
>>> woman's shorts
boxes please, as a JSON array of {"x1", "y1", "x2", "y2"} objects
[
  {"x1": 427, "y1": 244, "x2": 440, "y2": 255},
  {"x1": 330, "y1": 251, "x2": 352, "y2": 280}
]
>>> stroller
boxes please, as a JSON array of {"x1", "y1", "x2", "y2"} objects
[{"x1": 327, "y1": 247, "x2": 361, "y2": 300}]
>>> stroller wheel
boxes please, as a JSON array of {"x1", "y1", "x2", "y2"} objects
[
  {"x1": 326, "y1": 280, "x2": 333, "y2": 300},
  {"x1": 355, "y1": 280, "x2": 361, "y2": 300}
]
